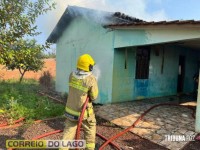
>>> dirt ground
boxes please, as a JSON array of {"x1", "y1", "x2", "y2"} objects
[
  {"x1": 1, "y1": 115, "x2": 199, "y2": 150},
  {"x1": 0, "y1": 58, "x2": 56, "y2": 80},
  {"x1": 0, "y1": 117, "x2": 168, "y2": 150}
]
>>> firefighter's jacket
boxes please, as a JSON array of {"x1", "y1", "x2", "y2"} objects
[{"x1": 65, "y1": 70, "x2": 98, "y2": 121}]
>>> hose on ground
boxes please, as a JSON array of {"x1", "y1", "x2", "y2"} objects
[
  {"x1": 32, "y1": 130, "x2": 63, "y2": 140},
  {"x1": 2, "y1": 92, "x2": 198, "y2": 150},
  {"x1": 99, "y1": 103, "x2": 196, "y2": 150},
  {"x1": 0, "y1": 117, "x2": 25, "y2": 128}
]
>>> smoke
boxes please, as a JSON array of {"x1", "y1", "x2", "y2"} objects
[
  {"x1": 93, "y1": 64, "x2": 101, "y2": 81},
  {"x1": 37, "y1": 0, "x2": 168, "y2": 42},
  {"x1": 67, "y1": 5, "x2": 113, "y2": 25}
]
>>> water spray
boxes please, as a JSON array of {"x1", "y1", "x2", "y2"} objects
[{"x1": 93, "y1": 64, "x2": 101, "y2": 81}]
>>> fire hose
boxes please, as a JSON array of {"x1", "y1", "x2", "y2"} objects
[
  {"x1": 75, "y1": 97, "x2": 121, "y2": 150},
  {"x1": 75, "y1": 97, "x2": 90, "y2": 141},
  {"x1": 0, "y1": 117, "x2": 25, "y2": 128},
  {"x1": 99, "y1": 103, "x2": 197, "y2": 150},
  {"x1": 1, "y1": 93, "x2": 199, "y2": 150},
  {"x1": 75, "y1": 97, "x2": 198, "y2": 150}
]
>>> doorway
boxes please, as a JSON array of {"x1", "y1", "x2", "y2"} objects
[{"x1": 177, "y1": 55, "x2": 185, "y2": 93}]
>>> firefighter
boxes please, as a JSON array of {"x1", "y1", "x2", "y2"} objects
[{"x1": 61, "y1": 54, "x2": 98, "y2": 150}]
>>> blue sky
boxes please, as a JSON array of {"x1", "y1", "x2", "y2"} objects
[
  {"x1": 35, "y1": 0, "x2": 200, "y2": 48},
  {"x1": 146, "y1": 0, "x2": 200, "y2": 20}
]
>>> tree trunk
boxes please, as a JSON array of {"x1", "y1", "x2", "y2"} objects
[{"x1": 19, "y1": 68, "x2": 26, "y2": 83}]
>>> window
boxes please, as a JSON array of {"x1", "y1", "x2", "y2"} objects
[{"x1": 135, "y1": 46, "x2": 150, "y2": 79}]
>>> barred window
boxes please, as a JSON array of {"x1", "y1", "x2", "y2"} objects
[{"x1": 135, "y1": 46, "x2": 150, "y2": 79}]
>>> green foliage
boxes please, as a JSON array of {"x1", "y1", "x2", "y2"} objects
[
  {"x1": 4, "y1": 39, "x2": 45, "y2": 82},
  {"x1": 0, "y1": 0, "x2": 55, "y2": 64},
  {"x1": 41, "y1": 48, "x2": 56, "y2": 58},
  {"x1": 0, "y1": 80, "x2": 65, "y2": 123},
  {"x1": 41, "y1": 52, "x2": 56, "y2": 58}
]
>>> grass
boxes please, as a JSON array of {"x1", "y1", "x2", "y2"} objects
[{"x1": 0, "y1": 79, "x2": 65, "y2": 123}]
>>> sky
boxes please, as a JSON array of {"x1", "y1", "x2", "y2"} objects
[{"x1": 35, "y1": 0, "x2": 200, "y2": 49}]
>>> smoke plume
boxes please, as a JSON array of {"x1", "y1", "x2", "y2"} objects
[{"x1": 36, "y1": 0, "x2": 168, "y2": 44}]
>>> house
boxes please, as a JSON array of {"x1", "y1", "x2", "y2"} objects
[{"x1": 47, "y1": 6, "x2": 200, "y2": 132}]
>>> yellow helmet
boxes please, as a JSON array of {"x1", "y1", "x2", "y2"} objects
[{"x1": 77, "y1": 54, "x2": 95, "y2": 72}]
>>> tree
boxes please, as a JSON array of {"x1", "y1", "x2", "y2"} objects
[
  {"x1": 6, "y1": 39, "x2": 44, "y2": 82},
  {"x1": 0, "y1": 0, "x2": 55, "y2": 64},
  {"x1": 41, "y1": 48, "x2": 56, "y2": 58}
]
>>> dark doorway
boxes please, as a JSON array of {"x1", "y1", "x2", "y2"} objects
[
  {"x1": 177, "y1": 55, "x2": 185, "y2": 93},
  {"x1": 135, "y1": 46, "x2": 151, "y2": 79}
]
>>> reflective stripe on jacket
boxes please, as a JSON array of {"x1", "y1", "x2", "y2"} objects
[
  {"x1": 65, "y1": 106, "x2": 94, "y2": 119},
  {"x1": 65, "y1": 71, "x2": 98, "y2": 119}
]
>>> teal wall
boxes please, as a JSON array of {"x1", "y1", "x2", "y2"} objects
[
  {"x1": 112, "y1": 45, "x2": 200, "y2": 102},
  {"x1": 111, "y1": 28, "x2": 200, "y2": 102},
  {"x1": 149, "y1": 45, "x2": 199, "y2": 97},
  {"x1": 181, "y1": 48, "x2": 200, "y2": 92},
  {"x1": 56, "y1": 17, "x2": 114, "y2": 104},
  {"x1": 112, "y1": 47, "x2": 136, "y2": 102},
  {"x1": 56, "y1": 20, "x2": 200, "y2": 104},
  {"x1": 114, "y1": 28, "x2": 200, "y2": 48},
  {"x1": 148, "y1": 45, "x2": 179, "y2": 97}
]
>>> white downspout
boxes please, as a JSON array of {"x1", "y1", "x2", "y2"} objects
[{"x1": 195, "y1": 69, "x2": 200, "y2": 132}]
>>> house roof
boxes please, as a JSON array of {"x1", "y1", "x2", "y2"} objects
[
  {"x1": 47, "y1": 6, "x2": 145, "y2": 43},
  {"x1": 47, "y1": 6, "x2": 200, "y2": 43},
  {"x1": 104, "y1": 20, "x2": 200, "y2": 29}
]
